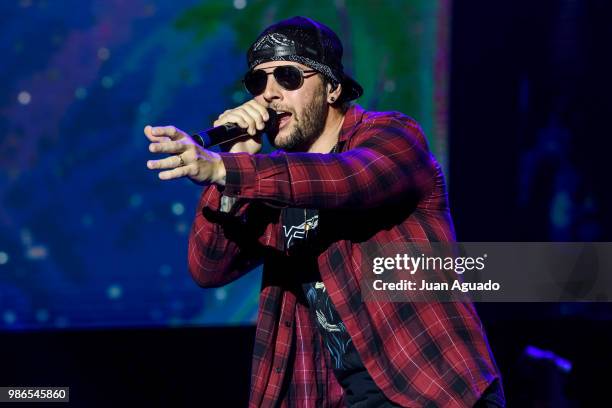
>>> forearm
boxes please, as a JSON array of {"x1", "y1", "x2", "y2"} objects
[
  {"x1": 188, "y1": 186, "x2": 250, "y2": 287},
  {"x1": 188, "y1": 185, "x2": 282, "y2": 288},
  {"x1": 216, "y1": 124, "x2": 436, "y2": 209}
]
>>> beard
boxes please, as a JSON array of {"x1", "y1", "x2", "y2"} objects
[{"x1": 271, "y1": 85, "x2": 328, "y2": 152}]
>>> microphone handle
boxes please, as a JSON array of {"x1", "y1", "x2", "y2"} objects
[{"x1": 191, "y1": 108, "x2": 278, "y2": 148}]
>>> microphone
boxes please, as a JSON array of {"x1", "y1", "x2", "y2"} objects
[{"x1": 191, "y1": 108, "x2": 278, "y2": 148}]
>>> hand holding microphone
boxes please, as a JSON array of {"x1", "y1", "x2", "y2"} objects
[
  {"x1": 145, "y1": 100, "x2": 277, "y2": 185},
  {"x1": 195, "y1": 100, "x2": 278, "y2": 154}
]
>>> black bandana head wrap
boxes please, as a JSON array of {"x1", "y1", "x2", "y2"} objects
[{"x1": 247, "y1": 16, "x2": 363, "y2": 101}]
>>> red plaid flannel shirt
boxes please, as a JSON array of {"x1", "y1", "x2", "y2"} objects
[{"x1": 188, "y1": 105, "x2": 502, "y2": 407}]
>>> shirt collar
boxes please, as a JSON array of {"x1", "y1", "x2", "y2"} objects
[{"x1": 337, "y1": 104, "x2": 366, "y2": 150}]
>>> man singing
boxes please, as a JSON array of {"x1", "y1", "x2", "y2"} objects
[{"x1": 145, "y1": 16, "x2": 504, "y2": 408}]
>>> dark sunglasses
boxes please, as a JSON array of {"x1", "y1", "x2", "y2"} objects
[{"x1": 243, "y1": 65, "x2": 318, "y2": 96}]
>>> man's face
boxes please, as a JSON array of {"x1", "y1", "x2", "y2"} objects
[{"x1": 253, "y1": 61, "x2": 328, "y2": 152}]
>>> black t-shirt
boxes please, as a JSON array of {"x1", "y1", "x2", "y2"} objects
[{"x1": 281, "y1": 207, "x2": 400, "y2": 407}]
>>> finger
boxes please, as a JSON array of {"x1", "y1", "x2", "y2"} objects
[
  {"x1": 144, "y1": 125, "x2": 170, "y2": 142},
  {"x1": 216, "y1": 113, "x2": 250, "y2": 130},
  {"x1": 235, "y1": 108, "x2": 257, "y2": 135},
  {"x1": 147, "y1": 154, "x2": 183, "y2": 170},
  {"x1": 246, "y1": 100, "x2": 270, "y2": 121},
  {"x1": 148, "y1": 150, "x2": 193, "y2": 169},
  {"x1": 158, "y1": 165, "x2": 190, "y2": 181},
  {"x1": 214, "y1": 112, "x2": 243, "y2": 128},
  {"x1": 242, "y1": 103, "x2": 266, "y2": 131},
  {"x1": 150, "y1": 125, "x2": 185, "y2": 140},
  {"x1": 149, "y1": 140, "x2": 188, "y2": 154}
]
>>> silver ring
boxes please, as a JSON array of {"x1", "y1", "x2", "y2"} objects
[{"x1": 177, "y1": 154, "x2": 185, "y2": 167}]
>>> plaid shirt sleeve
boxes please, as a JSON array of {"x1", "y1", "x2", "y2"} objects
[
  {"x1": 219, "y1": 116, "x2": 437, "y2": 209},
  {"x1": 187, "y1": 184, "x2": 283, "y2": 288}
]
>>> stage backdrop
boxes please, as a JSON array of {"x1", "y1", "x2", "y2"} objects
[{"x1": 0, "y1": 0, "x2": 450, "y2": 330}]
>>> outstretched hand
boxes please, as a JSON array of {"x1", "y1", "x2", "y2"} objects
[{"x1": 144, "y1": 125, "x2": 226, "y2": 186}]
